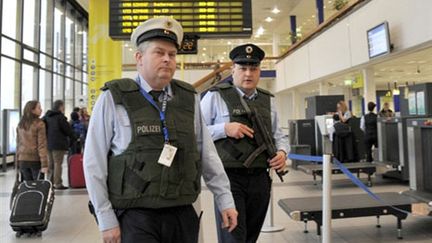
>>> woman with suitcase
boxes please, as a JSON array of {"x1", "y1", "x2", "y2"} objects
[{"x1": 16, "y1": 100, "x2": 49, "y2": 179}]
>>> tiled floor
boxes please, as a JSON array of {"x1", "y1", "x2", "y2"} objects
[{"x1": 1, "y1": 160, "x2": 432, "y2": 243}]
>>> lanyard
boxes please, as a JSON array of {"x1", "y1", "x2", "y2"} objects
[{"x1": 135, "y1": 78, "x2": 170, "y2": 143}]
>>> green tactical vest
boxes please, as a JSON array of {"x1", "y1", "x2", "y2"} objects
[
  {"x1": 102, "y1": 78, "x2": 202, "y2": 209},
  {"x1": 212, "y1": 83, "x2": 274, "y2": 168}
]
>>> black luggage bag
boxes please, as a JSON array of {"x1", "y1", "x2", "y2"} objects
[{"x1": 9, "y1": 179, "x2": 54, "y2": 237}]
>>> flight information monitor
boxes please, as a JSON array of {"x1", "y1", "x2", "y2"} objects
[{"x1": 109, "y1": 0, "x2": 253, "y2": 40}]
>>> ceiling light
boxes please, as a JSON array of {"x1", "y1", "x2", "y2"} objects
[
  {"x1": 271, "y1": 7, "x2": 280, "y2": 14},
  {"x1": 128, "y1": 48, "x2": 133, "y2": 51},
  {"x1": 227, "y1": 41, "x2": 232, "y2": 45},
  {"x1": 256, "y1": 26, "x2": 265, "y2": 35},
  {"x1": 124, "y1": 43, "x2": 129, "y2": 47},
  {"x1": 312, "y1": 15, "x2": 315, "y2": 18},
  {"x1": 202, "y1": 53, "x2": 206, "y2": 56},
  {"x1": 265, "y1": 17, "x2": 273, "y2": 22},
  {"x1": 202, "y1": 47, "x2": 207, "y2": 51}
]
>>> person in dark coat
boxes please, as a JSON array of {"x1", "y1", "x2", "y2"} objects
[
  {"x1": 69, "y1": 111, "x2": 86, "y2": 154},
  {"x1": 361, "y1": 102, "x2": 378, "y2": 162},
  {"x1": 43, "y1": 100, "x2": 76, "y2": 189},
  {"x1": 332, "y1": 112, "x2": 358, "y2": 163}
]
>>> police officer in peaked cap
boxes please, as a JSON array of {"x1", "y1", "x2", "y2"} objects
[
  {"x1": 84, "y1": 17, "x2": 238, "y2": 243},
  {"x1": 200, "y1": 43, "x2": 289, "y2": 243}
]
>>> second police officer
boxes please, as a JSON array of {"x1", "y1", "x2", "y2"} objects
[{"x1": 201, "y1": 44, "x2": 289, "y2": 243}]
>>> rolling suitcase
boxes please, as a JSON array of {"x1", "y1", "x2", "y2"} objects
[
  {"x1": 10, "y1": 178, "x2": 54, "y2": 237},
  {"x1": 68, "y1": 154, "x2": 86, "y2": 188}
]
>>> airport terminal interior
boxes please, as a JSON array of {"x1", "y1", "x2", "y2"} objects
[{"x1": 1, "y1": 0, "x2": 432, "y2": 242}]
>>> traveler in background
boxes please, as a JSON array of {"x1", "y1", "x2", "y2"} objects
[
  {"x1": 16, "y1": 100, "x2": 49, "y2": 180},
  {"x1": 70, "y1": 111, "x2": 86, "y2": 154},
  {"x1": 361, "y1": 102, "x2": 378, "y2": 162},
  {"x1": 379, "y1": 102, "x2": 394, "y2": 117},
  {"x1": 337, "y1": 100, "x2": 352, "y2": 123},
  {"x1": 79, "y1": 107, "x2": 90, "y2": 131},
  {"x1": 43, "y1": 100, "x2": 76, "y2": 189}
]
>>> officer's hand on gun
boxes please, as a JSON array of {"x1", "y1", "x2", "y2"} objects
[
  {"x1": 224, "y1": 122, "x2": 254, "y2": 139},
  {"x1": 268, "y1": 150, "x2": 287, "y2": 172}
]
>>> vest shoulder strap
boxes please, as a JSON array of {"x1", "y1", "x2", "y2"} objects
[
  {"x1": 257, "y1": 87, "x2": 274, "y2": 97},
  {"x1": 210, "y1": 82, "x2": 232, "y2": 92},
  {"x1": 101, "y1": 78, "x2": 140, "y2": 104},
  {"x1": 172, "y1": 79, "x2": 197, "y2": 94}
]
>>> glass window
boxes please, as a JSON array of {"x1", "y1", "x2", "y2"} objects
[
  {"x1": 82, "y1": 30, "x2": 88, "y2": 73},
  {"x1": 40, "y1": 53, "x2": 53, "y2": 70},
  {"x1": 53, "y1": 74, "x2": 64, "y2": 101},
  {"x1": 75, "y1": 24, "x2": 83, "y2": 69},
  {"x1": 65, "y1": 16, "x2": 74, "y2": 64},
  {"x1": 1, "y1": 37, "x2": 20, "y2": 58},
  {"x1": 23, "y1": 48, "x2": 38, "y2": 63},
  {"x1": 0, "y1": 57, "x2": 20, "y2": 109},
  {"x1": 21, "y1": 64, "x2": 38, "y2": 109},
  {"x1": 2, "y1": 0, "x2": 18, "y2": 39},
  {"x1": 40, "y1": 0, "x2": 54, "y2": 54},
  {"x1": 54, "y1": 59, "x2": 64, "y2": 74},
  {"x1": 54, "y1": 7, "x2": 65, "y2": 60},
  {"x1": 22, "y1": 0, "x2": 40, "y2": 48},
  {"x1": 65, "y1": 65, "x2": 73, "y2": 78},
  {"x1": 39, "y1": 70, "x2": 52, "y2": 112},
  {"x1": 65, "y1": 78, "x2": 73, "y2": 116}
]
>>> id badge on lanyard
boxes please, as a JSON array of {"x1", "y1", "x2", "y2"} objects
[{"x1": 135, "y1": 78, "x2": 177, "y2": 167}]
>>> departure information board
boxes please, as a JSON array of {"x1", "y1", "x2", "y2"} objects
[{"x1": 109, "y1": 0, "x2": 252, "y2": 40}]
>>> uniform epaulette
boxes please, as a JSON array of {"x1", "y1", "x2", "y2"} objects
[
  {"x1": 257, "y1": 87, "x2": 274, "y2": 97},
  {"x1": 172, "y1": 79, "x2": 197, "y2": 94},
  {"x1": 101, "y1": 78, "x2": 139, "y2": 92}
]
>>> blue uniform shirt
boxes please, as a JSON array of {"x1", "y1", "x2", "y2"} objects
[
  {"x1": 200, "y1": 87, "x2": 290, "y2": 154},
  {"x1": 84, "y1": 75, "x2": 235, "y2": 231}
]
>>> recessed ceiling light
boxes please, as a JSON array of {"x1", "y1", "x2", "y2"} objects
[
  {"x1": 271, "y1": 7, "x2": 280, "y2": 14},
  {"x1": 256, "y1": 26, "x2": 265, "y2": 35},
  {"x1": 312, "y1": 15, "x2": 315, "y2": 18},
  {"x1": 265, "y1": 17, "x2": 273, "y2": 22},
  {"x1": 223, "y1": 52, "x2": 227, "y2": 55},
  {"x1": 202, "y1": 47, "x2": 207, "y2": 51},
  {"x1": 227, "y1": 41, "x2": 232, "y2": 45},
  {"x1": 124, "y1": 43, "x2": 129, "y2": 47}
]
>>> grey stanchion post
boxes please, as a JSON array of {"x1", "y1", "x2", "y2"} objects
[
  {"x1": 315, "y1": 115, "x2": 334, "y2": 243},
  {"x1": 322, "y1": 154, "x2": 332, "y2": 243},
  {"x1": 261, "y1": 169, "x2": 285, "y2": 233}
]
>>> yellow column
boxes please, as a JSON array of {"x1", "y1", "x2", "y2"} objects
[{"x1": 88, "y1": 0, "x2": 122, "y2": 113}]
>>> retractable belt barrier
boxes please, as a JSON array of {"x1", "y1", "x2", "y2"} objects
[{"x1": 288, "y1": 153, "x2": 412, "y2": 215}]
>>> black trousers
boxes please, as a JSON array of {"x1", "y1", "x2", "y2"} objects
[
  {"x1": 215, "y1": 169, "x2": 271, "y2": 243},
  {"x1": 364, "y1": 136, "x2": 378, "y2": 162},
  {"x1": 117, "y1": 205, "x2": 200, "y2": 243},
  {"x1": 19, "y1": 161, "x2": 41, "y2": 181}
]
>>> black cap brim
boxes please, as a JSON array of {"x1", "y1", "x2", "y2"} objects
[{"x1": 136, "y1": 29, "x2": 179, "y2": 48}]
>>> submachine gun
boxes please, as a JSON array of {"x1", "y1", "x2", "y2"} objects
[{"x1": 243, "y1": 106, "x2": 289, "y2": 182}]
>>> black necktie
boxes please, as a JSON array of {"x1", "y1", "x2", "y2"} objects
[{"x1": 149, "y1": 90, "x2": 163, "y2": 102}]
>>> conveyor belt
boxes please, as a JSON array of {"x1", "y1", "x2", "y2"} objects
[
  {"x1": 298, "y1": 162, "x2": 376, "y2": 186},
  {"x1": 278, "y1": 192, "x2": 418, "y2": 239}
]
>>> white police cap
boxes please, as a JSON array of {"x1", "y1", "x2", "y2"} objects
[{"x1": 130, "y1": 17, "x2": 183, "y2": 48}]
